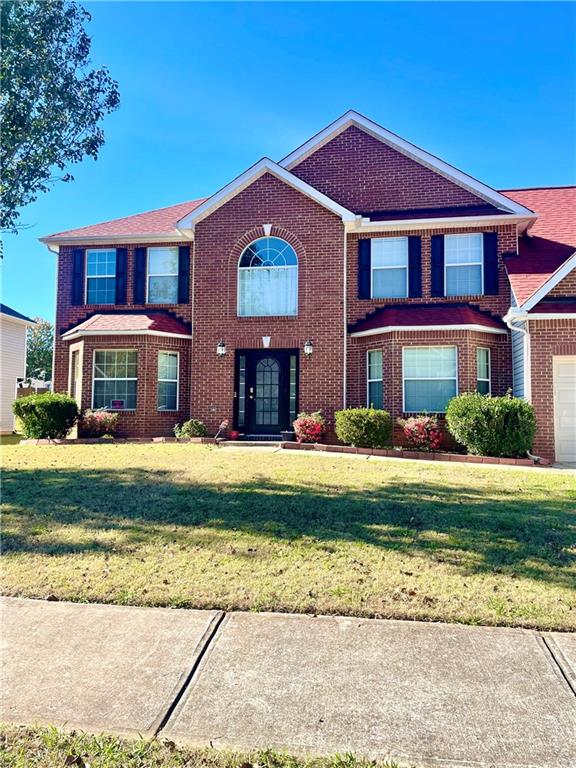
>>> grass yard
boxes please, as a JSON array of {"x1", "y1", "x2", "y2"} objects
[
  {"x1": 2, "y1": 444, "x2": 575, "y2": 630},
  {"x1": 0, "y1": 725, "x2": 396, "y2": 768}
]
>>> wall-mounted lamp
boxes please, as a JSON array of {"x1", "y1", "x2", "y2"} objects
[
  {"x1": 216, "y1": 339, "x2": 227, "y2": 358},
  {"x1": 303, "y1": 339, "x2": 314, "y2": 357}
]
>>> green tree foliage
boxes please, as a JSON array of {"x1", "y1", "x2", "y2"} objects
[
  {"x1": 1, "y1": 0, "x2": 120, "y2": 231},
  {"x1": 26, "y1": 317, "x2": 54, "y2": 380}
]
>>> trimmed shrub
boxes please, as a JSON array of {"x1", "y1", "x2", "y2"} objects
[
  {"x1": 293, "y1": 411, "x2": 326, "y2": 443},
  {"x1": 397, "y1": 414, "x2": 443, "y2": 451},
  {"x1": 335, "y1": 407, "x2": 392, "y2": 449},
  {"x1": 174, "y1": 418, "x2": 208, "y2": 439},
  {"x1": 79, "y1": 409, "x2": 119, "y2": 438},
  {"x1": 12, "y1": 392, "x2": 78, "y2": 439},
  {"x1": 445, "y1": 392, "x2": 536, "y2": 457}
]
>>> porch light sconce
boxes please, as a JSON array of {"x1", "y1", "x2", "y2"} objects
[
  {"x1": 216, "y1": 339, "x2": 227, "y2": 358},
  {"x1": 303, "y1": 339, "x2": 314, "y2": 358}
]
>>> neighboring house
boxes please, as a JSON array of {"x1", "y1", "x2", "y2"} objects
[
  {"x1": 0, "y1": 304, "x2": 36, "y2": 434},
  {"x1": 41, "y1": 111, "x2": 576, "y2": 461}
]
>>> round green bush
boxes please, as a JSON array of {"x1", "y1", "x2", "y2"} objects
[
  {"x1": 173, "y1": 418, "x2": 208, "y2": 438},
  {"x1": 335, "y1": 407, "x2": 392, "y2": 449},
  {"x1": 445, "y1": 392, "x2": 536, "y2": 457},
  {"x1": 12, "y1": 392, "x2": 79, "y2": 439}
]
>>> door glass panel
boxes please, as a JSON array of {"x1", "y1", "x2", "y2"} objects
[
  {"x1": 255, "y1": 357, "x2": 280, "y2": 426},
  {"x1": 289, "y1": 355, "x2": 297, "y2": 423},
  {"x1": 238, "y1": 355, "x2": 246, "y2": 427}
]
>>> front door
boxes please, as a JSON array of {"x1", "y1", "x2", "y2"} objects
[{"x1": 235, "y1": 350, "x2": 298, "y2": 435}]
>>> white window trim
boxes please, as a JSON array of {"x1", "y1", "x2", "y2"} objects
[
  {"x1": 366, "y1": 349, "x2": 383, "y2": 408},
  {"x1": 237, "y1": 238, "x2": 298, "y2": 318},
  {"x1": 157, "y1": 350, "x2": 180, "y2": 412},
  {"x1": 477, "y1": 347, "x2": 491, "y2": 395},
  {"x1": 85, "y1": 248, "x2": 116, "y2": 305},
  {"x1": 370, "y1": 237, "x2": 409, "y2": 299},
  {"x1": 92, "y1": 348, "x2": 138, "y2": 411},
  {"x1": 402, "y1": 345, "x2": 459, "y2": 413},
  {"x1": 146, "y1": 247, "x2": 179, "y2": 304},
  {"x1": 444, "y1": 233, "x2": 484, "y2": 298}
]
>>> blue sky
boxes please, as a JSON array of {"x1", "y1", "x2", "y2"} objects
[{"x1": 3, "y1": 1, "x2": 575, "y2": 320}]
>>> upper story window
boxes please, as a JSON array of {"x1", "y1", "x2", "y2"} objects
[
  {"x1": 148, "y1": 247, "x2": 178, "y2": 304},
  {"x1": 371, "y1": 237, "x2": 408, "y2": 299},
  {"x1": 86, "y1": 249, "x2": 116, "y2": 305},
  {"x1": 445, "y1": 234, "x2": 483, "y2": 296},
  {"x1": 238, "y1": 237, "x2": 298, "y2": 317}
]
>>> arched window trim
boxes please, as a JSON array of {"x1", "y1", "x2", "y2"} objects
[{"x1": 237, "y1": 236, "x2": 298, "y2": 317}]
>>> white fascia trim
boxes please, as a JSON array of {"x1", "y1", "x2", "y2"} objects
[
  {"x1": 350, "y1": 323, "x2": 508, "y2": 338},
  {"x1": 40, "y1": 232, "x2": 192, "y2": 247},
  {"x1": 353, "y1": 213, "x2": 532, "y2": 233},
  {"x1": 62, "y1": 329, "x2": 192, "y2": 341},
  {"x1": 519, "y1": 250, "x2": 576, "y2": 311},
  {"x1": 526, "y1": 313, "x2": 576, "y2": 320},
  {"x1": 176, "y1": 157, "x2": 356, "y2": 231},
  {"x1": 280, "y1": 111, "x2": 536, "y2": 218},
  {"x1": 1, "y1": 313, "x2": 37, "y2": 328}
]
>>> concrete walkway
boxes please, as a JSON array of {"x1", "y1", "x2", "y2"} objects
[{"x1": 1, "y1": 598, "x2": 575, "y2": 768}]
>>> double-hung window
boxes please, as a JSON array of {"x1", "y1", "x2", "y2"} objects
[
  {"x1": 371, "y1": 237, "x2": 408, "y2": 298},
  {"x1": 367, "y1": 350, "x2": 383, "y2": 409},
  {"x1": 403, "y1": 347, "x2": 457, "y2": 413},
  {"x1": 147, "y1": 247, "x2": 178, "y2": 304},
  {"x1": 93, "y1": 350, "x2": 137, "y2": 410},
  {"x1": 86, "y1": 249, "x2": 116, "y2": 304},
  {"x1": 157, "y1": 351, "x2": 179, "y2": 411},
  {"x1": 477, "y1": 347, "x2": 491, "y2": 395},
  {"x1": 445, "y1": 234, "x2": 483, "y2": 296}
]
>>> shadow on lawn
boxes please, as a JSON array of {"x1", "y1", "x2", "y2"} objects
[{"x1": 2, "y1": 466, "x2": 575, "y2": 588}]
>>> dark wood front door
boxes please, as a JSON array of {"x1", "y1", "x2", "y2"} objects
[{"x1": 234, "y1": 350, "x2": 298, "y2": 434}]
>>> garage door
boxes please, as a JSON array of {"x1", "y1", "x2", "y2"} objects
[{"x1": 554, "y1": 356, "x2": 576, "y2": 462}]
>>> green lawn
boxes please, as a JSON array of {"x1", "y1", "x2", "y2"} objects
[
  {"x1": 0, "y1": 725, "x2": 396, "y2": 768},
  {"x1": 2, "y1": 444, "x2": 575, "y2": 630}
]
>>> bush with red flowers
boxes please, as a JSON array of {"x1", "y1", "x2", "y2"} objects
[
  {"x1": 79, "y1": 409, "x2": 119, "y2": 438},
  {"x1": 397, "y1": 414, "x2": 443, "y2": 452},
  {"x1": 293, "y1": 411, "x2": 326, "y2": 443}
]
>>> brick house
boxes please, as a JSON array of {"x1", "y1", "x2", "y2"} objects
[{"x1": 42, "y1": 112, "x2": 576, "y2": 462}]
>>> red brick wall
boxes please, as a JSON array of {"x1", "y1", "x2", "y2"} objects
[
  {"x1": 347, "y1": 224, "x2": 517, "y2": 326},
  {"x1": 529, "y1": 319, "x2": 576, "y2": 460},
  {"x1": 192, "y1": 172, "x2": 346, "y2": 435},
  {"x1": 548, "y1": 269, "x2": 576, "y2": 297},
  {"x1": 290, "y1": 126, "x2": 495, "y2": 213}
]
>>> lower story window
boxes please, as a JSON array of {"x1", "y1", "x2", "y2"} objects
[
  {"x1": 367, "y1": 349, "x2": 383, "y2": 409},
  {"x1": 93, "y1": 350, "x2": 137, "y2": 410},
  {"x1": 158, "y1": 351, "x2": 179, "y2": 411},
  {"x1": 477, "y1": 347, "x2": 491, "y2": 395},
  {"x1": 403, "y1": 346, "x2": 457, "y2": 413}
]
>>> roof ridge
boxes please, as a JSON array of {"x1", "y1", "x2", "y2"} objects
[{"x1": 499, "y1": 185, "x2": 576, "y2": 192}]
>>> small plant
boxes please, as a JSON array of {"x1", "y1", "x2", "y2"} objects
[
  {"x1": 12, "y1": 392, "x2": 78, "y2": 439},
  {"x1": 293, "y1": 411, "x2": 326, "y2": 443},
  {"x1": 174, "y1": 418, "x2": 208, "y2": 439},
  {"x1": 397, "y1": 414, "x2": 443, "y2": 452},
  {"x1": 335, "y1": 407, "x2": 392, "y2": 449},
  {"x1": 446, "y1": 391, "x2": 536, "y2": 457},
  {"x1": 79, "y1": 409, "x2": 119, "y2": 438}
]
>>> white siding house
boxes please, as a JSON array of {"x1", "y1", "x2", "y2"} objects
[{"x1": 0, "y1": 305, "x2": 36, "y2": 433}]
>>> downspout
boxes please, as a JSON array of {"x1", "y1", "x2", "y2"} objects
[
  {"x1": 342, "y1": 226, "x2": 347, "y2": 409},
  {"x1": 504, "y1": 308, "x2": 531, "y2": 403}
]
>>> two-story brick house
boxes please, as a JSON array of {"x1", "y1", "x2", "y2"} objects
[{"x1": 42, "y1": 112, "x2": 576, "y2": 461}]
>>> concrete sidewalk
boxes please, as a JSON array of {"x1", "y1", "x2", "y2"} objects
[{"x1": 1, "y1": 598, "x2": 575, "y2": 768}]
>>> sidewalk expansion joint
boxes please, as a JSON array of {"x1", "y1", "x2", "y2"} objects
[
  {"x1": 152, "y1": 610, "x2": 227, "y2": 737},
  {"x1": 538, "y1": 634, "x2": 576, "y2": 698}
]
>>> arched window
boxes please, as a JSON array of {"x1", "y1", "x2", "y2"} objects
[{"x1": 238, "y1": 237, "x2": 298, "y2": 317}]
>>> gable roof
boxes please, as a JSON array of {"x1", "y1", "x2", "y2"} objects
[
  {"x1": 61, "y1": 312, "x2": 192, "y2": 340},
  {"x1": 349, "y1": 303, "x2": 507, "y2": 336},
  {"x1": 41, "y1": 199, "x2": 206, "y2": 245},
  {"x1": 176, "y1": 158, "x2": 356, "y2": 231},
  {"x1": 0, "y1": 304, "x2": 35, "y2": 325},
  {"x1": 280, "y1": 111, "x2": 535, "y2": 218},
  {"x1": 501, "y1": 187, "x2": 576, "y2": 309}
]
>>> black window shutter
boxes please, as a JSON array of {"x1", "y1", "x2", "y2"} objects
[
  {"x1": 483, "y1": 232, "x2": 499, "y2": 295},
  {"x1": 408, "y1": 236, "x2": 422, "y2": 298},
  {"x1": 134, "y1": 247, "x2": 146, "y2": 304},
  {"x1": 178, "y1": 245, "x2": 190, "y2": 304},
  {"x1": 71, "y1": 248, "x2": 85, "y2": 305},
  {"x1": 115, "y1": 248, "x2": 127, "y2": 304},
  {"x1": 358, "y1": 239, "x2": 371, "y2": 299},
  {"x1": 430, "y1": 235, "x2": 445, "y2": 297}
]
